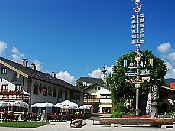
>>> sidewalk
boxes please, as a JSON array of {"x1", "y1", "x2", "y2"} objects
[{"x1": 0, "y1": 120, "x2": 173, "y2": 131}]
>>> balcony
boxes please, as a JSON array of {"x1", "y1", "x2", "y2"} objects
[
  {"x1": 0, "y1": 90, "x2": 29, "y2": 101},
  {"x1": 100, "y1": 99, "x2": 112, "y2": 103},
  {"x1": 84, "y1": 98, "x2": 100, "y2": 104},
  {"x1": 0, "y1": 94, "x2": 29, "y2": 101}
]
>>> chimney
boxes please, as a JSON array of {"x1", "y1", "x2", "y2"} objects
[
  {"x1": 23, "y1": 59, "x2": 28, "y2": 67},
  {"x1": 31, "y1": 63, "x2": 36, "y2": 70},
  {"x1": 52, "y1": 72, "x2": 57, "y2": 78}
]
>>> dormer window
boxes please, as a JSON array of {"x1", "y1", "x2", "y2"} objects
[
  {"x1": 1, "y1": 67, "x2": 7, "y2": 74},
  {"x1": 94, "y1": 87, "x2": 101, "y2": 90}
]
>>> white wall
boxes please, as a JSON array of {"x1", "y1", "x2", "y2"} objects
[
  {"x1": 0, "y1": 78, "x2": 15, "y2": 91},
  {"x1": 100, "y1": 99, "x2": 112, "y2": 103},
  {"x1": 0, "y1": 63, "x2": 83, "y2": 106}
]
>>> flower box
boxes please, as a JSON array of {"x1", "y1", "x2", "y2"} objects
[{"x1": 0, "y1": 90, "x2": 23, "y2": 95}]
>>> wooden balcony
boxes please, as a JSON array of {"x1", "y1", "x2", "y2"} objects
[
  {"x1": 0, "y1": 94, "x2": 29, "y2": 101},
  {"x1": 84, "y1": 98, "x2": 100, "y2": 104}
]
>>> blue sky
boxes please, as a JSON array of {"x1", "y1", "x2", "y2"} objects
[{"x1": 0, "y1": 0, "x2": 175, "y2": 84}]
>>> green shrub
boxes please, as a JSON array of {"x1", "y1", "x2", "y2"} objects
[
  {"x1": 0, "y1": 122, "x2": 48, "y2": 128},
  {"x1": 111, "y1": 104, "x2": 131, "y2": 118},
  {"x1": 111, "y1": 111, "x2": 125, "y2": 118}
]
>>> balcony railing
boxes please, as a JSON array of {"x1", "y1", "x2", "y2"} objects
[
  {"x1": 0, "y1": 94, "x2": 29, "y2": 101},
  {"x1": 84, "y1": 98, "x2": 100, "y2": 103}
]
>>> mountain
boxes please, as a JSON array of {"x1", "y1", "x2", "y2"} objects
[{"x1": 165, "y1": 78, "x2": 175, "y2": 84}]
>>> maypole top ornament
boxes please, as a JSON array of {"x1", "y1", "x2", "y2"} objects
[{"x1": 132, "y1": 0, "x2": 142, "y2": 13}]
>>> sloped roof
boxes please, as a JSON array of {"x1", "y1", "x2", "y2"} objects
[
  {"x1": 78, "y1": 77, "x2": 104, "y2": 85},
  {"x1": 165, "y1": 78, "x2": 175, "y2": 84},
  {"x1": 0, "y1": 57, "x2": 80, "y2": 91}
]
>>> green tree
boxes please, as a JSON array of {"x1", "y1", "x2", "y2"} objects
[
  {"x1": 109, "y1": 50, "x2": 167, "y2": 111},
  {"x1": 76, "y1": 80, "x2": 84, "y2": 89}
]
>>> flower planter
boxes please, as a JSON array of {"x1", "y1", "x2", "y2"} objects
[{"x1": 100, "y1": 118, "x2": 174, "y2": 126}]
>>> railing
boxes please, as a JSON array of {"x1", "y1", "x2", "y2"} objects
[
  {"x1": 84, "y1": 98, "x2": 100, "y2": 103},
  {"x1": 0, "y1": 95, "x2": 29, "y2": 100}
]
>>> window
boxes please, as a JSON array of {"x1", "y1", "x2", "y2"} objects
[
  {"x1": 39, "y1": 84, "x2": 42, "y2": 93},
  {"x1": 95, "y1": 87, "x2": 101, "y2": 90},
  {"x1": 1, "y1": 85, "x2": 8, "y2": 91},
  {"x1": 65, "y1": 91, "x2": 67, "y2": 100},
  {"x1": 83, "y1": 82, "x2": 86, "y2": 86},
  {"x1": 48, "y1": 87, "x2": 52, "y2": 96},
  {"x1": 58, "y1": 90, "x2": 62, "y2": 98},
  {"x1": 1, "y1": 68, "x2": 7, "y2": 74},
  {"x1": 101, "y1": 94, "x2": 111, "y2": 99},
  {"x1": 33, "y1": 84, "x2": 38, "y2": 95},
  {"x1": 43, "y1": 86, "x2": 47, "y2": 96},
  {"x1": 15, "y1": 84, "x2": 22, "y2": 90},
  {"x1": 53, "y1": 89, "x2": 56, "y2": 97},
  {"x1": 76, "y1": 95, "x2": 80, "y2": 100},
  {"x1": 70, "y1": 92, "x2": 73, "y2": 99}
]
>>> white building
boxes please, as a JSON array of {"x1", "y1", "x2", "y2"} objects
[
  {"x1": 0, "y1": 57, "x2": 84, "y2": 112},
  {"x1": 78, "y1": 77, "x2": 112, "y2": 113}
]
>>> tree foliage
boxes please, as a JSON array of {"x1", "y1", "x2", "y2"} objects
[
  {"x1": 108, "y1": 50, "x2": 167, "y2": 105},
  {"x1": 76, "y1": 80, "x2": 84, "y2": 89}
]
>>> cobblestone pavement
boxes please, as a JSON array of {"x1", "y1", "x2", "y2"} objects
[{"x1": 0, "y1": 120, "x2": 174, "y2": 131}]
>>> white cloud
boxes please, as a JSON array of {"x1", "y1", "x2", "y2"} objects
[
  {"x1": 88, "y1": 68, "x2": 102, "y2": 78},
  {"x1": 164, "y1": 62, "x2": 175, "y2": 79},
  {"x1": 168, "y1": 52, "x2": 175, "y2": 61},
  {"x1": 0, "y1": 41, "x2": 7, "y2": 56},
  {"x1": 157, "y1": 42, "x2": 175, "y2": 79},
  {"x1": 157, "y1": 42, "x2": 171, "y2": 53},
  {"x1": 11, "y1": 47, "x2": 24, "y2": 63},
  {"x1": 56, "y1": 71, "x2": 76, "y2": 85},
  {"x1": 88, "y1": 65, "x2": 113, "y2": 79},
  {"x1": 166, "y1": 61, "x2": 173, "y2": 70},
  {"x1": 33, "y1": 60, "x2": 42, "y2": 71}
]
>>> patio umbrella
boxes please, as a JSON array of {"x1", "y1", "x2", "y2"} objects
[
  {"x1": 13, "y1": 101, "x2": 29, "y2": 108},
  {"x1": 0, "y1": 101, "x2": 9, "y2": 107},
  {"x1": 55, "y1": 103, "x2": 63, "y2": 108},
  {"x1": 31, "y1": 102, "x2": 54, "y2": 108},
  {"x1": 55, "y1": 100, "x2": 78, "y2": 109},
  {"x1": 31, "y1": 102, "x2": 54, "y2": 113},
  {"x1": 79, "y1": 105, "x2": 92, "y2": 110}
]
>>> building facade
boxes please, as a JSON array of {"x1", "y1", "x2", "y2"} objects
[
  {"x1": 78, "y1": 77, "x2": 112, "y2": 113},
  {"x1": 0, "y1": 57, "x2": 84, "y2": 112}
]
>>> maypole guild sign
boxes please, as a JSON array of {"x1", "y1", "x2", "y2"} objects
[{"x1": 131, "y1": 0, "x2": 144, "y2": 45}]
